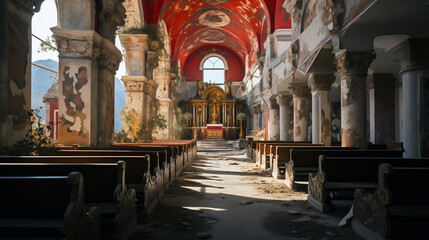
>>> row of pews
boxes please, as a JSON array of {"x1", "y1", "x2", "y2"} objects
[
  {"x1": 246, "y1": 140, "x2": 429, "y2": 238},
  {"x1": 0, "y1": 140, "x2": 196, "y2": 239}
]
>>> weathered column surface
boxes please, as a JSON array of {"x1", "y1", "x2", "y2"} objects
[
  {"x1": 290, "y1": 82, "x2": 311, "y2": 142},
  {"x1": 120, "y1": 34, "x2": 149, "y2": 120},
  {"x1": 391, "y1": 38, "x2": 429, "y2": 157},
  {"x1": 52, "y1": 28, "x2": 102, "y2": 146},
  {"x1": 336, "y1": 51, "x2": 375, "y2": 148},
  {"x1": 276, "y1": 94, "x2": 292, "y2": 141},
  {"x1": 268, "y1": 97, "x2": 280, "y2": 140},
  {"x1": 308, "y1": 72, "x2": 336, "y2": 146}
]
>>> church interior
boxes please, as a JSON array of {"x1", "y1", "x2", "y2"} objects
[{"x1": 0, "y1": 0, "x2": 429, "y2": 239}]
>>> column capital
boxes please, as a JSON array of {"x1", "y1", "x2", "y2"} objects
[
  {"x1": 308, "y1": 72, "x2": 336, "y2": 91},
  {"x1": 289, "y1": 82, "x2": 311, "y2": 98},
  {"x1": 335, "y1": 50, "x2": 376, "y2": 76},
  {"x1": 119, "y1": 33, "x2": 149, "y2": 50},
  {"x1": 389, "y1": 38, "x2": 429, "y2": 72},
  {"x1": 268, "y1": 97, "x2": 279, "y2": 110},
  {"x1": 98, "y1": 39, "x2": 122, "y2": 72},
  {"x1": 52, "y1": 28, "x2": 103, "y2": 59},
  {"x1": 276, "y1": 94, "x2": 292, "y2": 106},
  {"x1": 121, "y1": 75, "x2": 147, "y2": 92}
]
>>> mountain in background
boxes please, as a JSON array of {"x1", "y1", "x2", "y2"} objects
[{"x1": 31, "y1": 59, "x2": 126, "y2": 132}]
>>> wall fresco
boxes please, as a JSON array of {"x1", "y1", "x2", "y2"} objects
[{"x1": 58, "y1": 63, "x2": 91, "y2": 145}]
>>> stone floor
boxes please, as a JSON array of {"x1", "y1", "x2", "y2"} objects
[{"x1": 132, "y1": 140, "x2": 362, "y2": 240}]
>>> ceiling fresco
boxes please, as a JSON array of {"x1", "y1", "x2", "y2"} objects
[{"x1": 141, "y1": 0, "x2": 290, "y2": 70}]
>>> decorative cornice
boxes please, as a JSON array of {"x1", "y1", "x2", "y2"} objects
[{"x1": 51, "y1": 28, "x2": 103, "y2": 59}]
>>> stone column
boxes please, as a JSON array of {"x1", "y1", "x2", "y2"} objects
[
  {"x1": 276, "y1": 95, "x2": 292, "y2": 141},
  {"x1": 1, "y1": 1, "x2": 43, "y2": 145},
  {"x1": 97, "y1": 39, "x2": 122, "y2": 145},
  {"x1": 52, "y1": 28, "x2": 102, "y2": 146},
  {"x1": 289, "y1": 82, "x2": 311, "y2": 142},
  {"x1": 96, "y1": 0, "x2": 125, "y2": 145},
  {"x1": 391, "y1": 38, "x2": 429, "y2": 157},
  {"x1": 268, "y1": 97, "x2": 280, "y2": 140},
  {"x1": 335, "y1": 51, "x2": 375, "y2": 148},
  {"x1": 367, "y1": 74, "x2": 396, "y2": 144},
  {"x1": 120, "y1": 33, "x2": 149, "y2": 122},
  {"x1": 308, "y1": 72, "x2": 336, "y2": 146}
]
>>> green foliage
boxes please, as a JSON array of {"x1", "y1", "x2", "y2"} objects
[
  {"x1": 237, "y1": 112, "x2": 247, "y2": 120},
  {"x1": 0, "y1": 108, "x2": 56, "y2": 156},
  {"x1": 38, "y1": 36, "x2": 56, "y2": 53},
  {"x1": 173, "y1": 108, "x2": 187, "y2": 140},
  {"x1": 115, "y1": 107, "x2": 167, "y2": 143},
  {"x1": 183, "y1": 112, "x2": 193, "y2": 120},
  {"x1": 121, "y1": 24, "x2": 165, "y2": 56}
]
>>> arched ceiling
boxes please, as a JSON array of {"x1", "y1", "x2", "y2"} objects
[{"x1": 142, "y1": 0, "x2": 290, "y2": 70}]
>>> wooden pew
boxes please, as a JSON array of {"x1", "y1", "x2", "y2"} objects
[
  {"x1": 54, "y1": 149, "x2": 171, "y2": 197},
  {"x1": 264, "y1": 142, "x2": 320, "y2": 169},
  {"x1": 308, "y1": 156, "x2": 429, "y2": 213},
  {"x1": 116, "y1": 143, "x2": 185, "y2": 176},
  {"x1": 61, "y1": 145, "x2": 178, "y2": 182},
  {"x1": 271, "y1": 145, "x2": 332, "y2": 179},
  {"x1": 353, "y1": 164, "x2": 429, "y2": 238},
  {"x1": 248, "y1": 141, "x2": 286, "y2": 162},
  {"x1": 0, "y1": 155, "x2": 158, "y2": 214},
  {"x1": 254, "y1": 141, "x2": 294, "y2": 164},
  {"x1": 0, "y1": 172, "x2": 99, "y2": 239},
  {"x1": 286, "y1": 149, "x2": 400, "y2": 190},
  {"x1": 252, "y1": 141, "x2": 312, "y2": 166}
]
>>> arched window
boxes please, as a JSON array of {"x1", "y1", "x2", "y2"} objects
[{"x1": 201, "y1": 55, "x2": 227, "y2": 89}]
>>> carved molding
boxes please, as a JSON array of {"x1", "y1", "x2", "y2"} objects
[
  {"x1": 285, "y1": 160, "x2": 295, "y2": 189},
  {"x1": 308, "y1": 170, "x2": 326, "y2": 203},
  {"x1": 122, "y1": 76, "x2": 147, "y2": 92},
  {"x1": 336, "y1": 50, "x2": 376, "y2": 77},
  {"x1": 52, "y1": 28, "x2": 103, "y2": 59},
  {"x1": 113, "y1": 161, "x2": 137, "y2": 238},
  {"x1": 353, "y1": 189, "x2": 389, "y2": 237},
  {"x1": 276, "y1": 94, "x2": 292, "y2": 107},
  {"x1": 282, "y1": 0, "x2": 303, "y2": 24},
  {"x1": 101, "y1": 0, "x2": 126, "y2": 27},
  {"x1": 98, "y1": 39, "x2": 122, "y2": 72},
  {"x1": 63, "y1": 172, "x2": 100, "y2": 240},
  {"x1": 321, "y1": 0, "x2": 343, "y2": 35},
  {"x1": 287, "y1": 41, "x2": 300, "y2": 73},
  {"x1": 308, "y1": 72, "x2": 336, "y2": 91},
  {"x1": 123, "y1": 0, "x2": 144, "y2": 29},
  {"x1": 289, "y1": 82, "x2": 311, "y2": 98}
]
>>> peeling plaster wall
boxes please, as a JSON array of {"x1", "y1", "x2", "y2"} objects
[
  {"x1": 5, "y1": 1, "x2": 33, "y2": 145},
  {"x1": 58, "y1": 62, "x2": 96, "y2": 146},
  {"x1": 183, "y1": 45, "x2": 244, "y2": 82}
]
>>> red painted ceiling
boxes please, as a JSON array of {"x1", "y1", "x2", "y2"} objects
[{"x1": 142, "y1": 0, "x2": 290, "y2": 71}]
